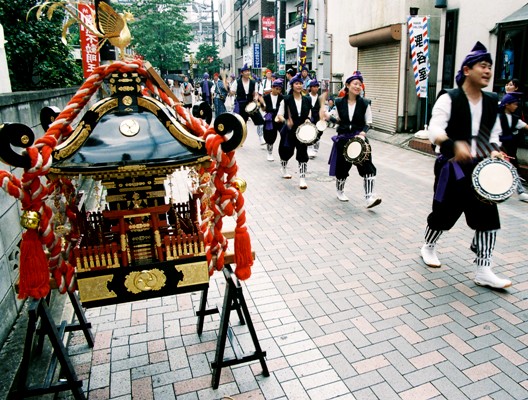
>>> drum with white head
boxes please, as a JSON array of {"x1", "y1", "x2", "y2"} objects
[
  {"x1": 245, "y1": 101, "x2": 259, "y2": 115},
  {"x1": 295, "y1": 121, "x2": 318, "y2": 145},
  {"x1": 315, "y1": 120, "x2": 328, "y2": 134},
  {"x1": 472, "y1": 158, "x2": 517, "y2": 203},
  {"x1": 343, "y1": 136, "x2": 371, "y2": 164}
]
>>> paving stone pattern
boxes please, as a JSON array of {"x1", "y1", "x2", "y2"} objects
[{"x1": 62, "y1": 122, "x2": 528, "y2": 400}]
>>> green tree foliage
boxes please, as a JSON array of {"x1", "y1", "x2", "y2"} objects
[
  {"x1": 0, "y1": 0, "x2": 83, "y2": 91},
  {"x1": 195, "y1": 43, "x2": 221, "y2": 77},
  {"x1": 125, "y1": 0, "x2": 191, "y2": 75}
]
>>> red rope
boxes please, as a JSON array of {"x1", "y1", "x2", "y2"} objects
[{"x1": 0, "y1": 60, "x2": 253, "y2": 300}]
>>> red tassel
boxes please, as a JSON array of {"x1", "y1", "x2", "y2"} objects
[
  {"x1": 18, "y1": 229, "x2": 50, "y2": 299},
  {"x1": 234, "y1": 227, "x2": 253, "y2": 280}
]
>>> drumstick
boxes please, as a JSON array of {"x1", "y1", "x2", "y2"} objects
[{"x1": 319, "y1": 91, "x2": 329, "y2": 122}]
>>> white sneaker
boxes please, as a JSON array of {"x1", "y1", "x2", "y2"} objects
[
  {"x1": 259, "y1": 136, "x2": 266, "y2": 146},
  {"x1": 519, "y1": 193, "x2": 528, "y2": 202},
  {"x1": 267, "y1": 153, "x2": 274, "y2": 162},
  {"x1": 337, "y1": 190, "x2": 349, "y2": 202},
  {"x1": 366, "y1": 196, "x2": 382, "y2": 209},
  {"x1": 420, "y1": 244, "x2": 441, "y2": 268},
  {"x1": 299, "y1": 178, "x2": 307, "y2": 189},
  {"x1": 474, "y1": 266, "x2": 512, "y2": 289},
  {"x1": 281, "y1": 167, "x2": 292, "y2": 179}
]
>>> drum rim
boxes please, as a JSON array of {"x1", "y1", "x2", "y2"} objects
[
  {"x1": 471, "y1": 158, "x2": 517, "y2": 202},
  {"x1": 343, "y1": 136, "x2": 370, "y2": 164},
  {"x1": 295, "y1": 121, "x2": 317, "y2": 144},
  {"x1": 316, "y1": 120, "x2": 328, "y2": 131},
  {"x1": 245, "y1": 102, "x2": 258, "y2": 113}
]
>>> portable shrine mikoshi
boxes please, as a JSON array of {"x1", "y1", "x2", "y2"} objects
[
  {"x1": 0, "y1": 3, "x2": 266, "y2": 396},
  {"x1": 0, "y1": 60, "x2": 253, "y2": 307}
]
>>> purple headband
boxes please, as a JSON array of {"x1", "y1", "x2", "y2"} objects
[
  {"x1": 272, "y1": 79, "x2": 283, "y2": 87},
  {"x1": 346, "y1": 71, "x2": 363, "y2": 84},
  {"x1": 500, "y1": 93, "x2": 521, "y2": 108},
  {"x1": 309, "y1": 79, "x2": 320, "y2": 87},
  {"x1": 455, "y1": 41, "x2": 493, "y2": 87},
  {"x1": 289, "y1": 73, "x2": 303, "y2": 85}
]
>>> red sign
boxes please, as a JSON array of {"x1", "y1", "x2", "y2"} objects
[
  {"x1": 78, "y1": 4, "x2": 100, "y2": 78},
  {"x1": 262, "y1": 16, "x2": 276, "y2": 39}
]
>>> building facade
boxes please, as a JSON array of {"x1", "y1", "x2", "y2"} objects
[{"x1": 326, "y1": 0, "x2": 442, "y2": 133}]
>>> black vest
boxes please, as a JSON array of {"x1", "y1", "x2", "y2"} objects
[
  {"x1": 335, "y1": 97, "x2": 368, "y2": 134},
  {"x1": 283, "y1": 95, "x2": 311, "y2": 130},
  {"x1": 263, "y1": 93, "x2": 283, "y2": 116},
  {"x1": 499, "y1": 112, "x2": 519, "y2": 141},
  {"x1": 236, "y1": 78, "x2": 256, "y2": 103},
  {"x1": 445, "y1": 88, "x2": 498, "y2": 142},
  {"x1": 307, "y1": 94, "x2": 321, "y2": 123}
]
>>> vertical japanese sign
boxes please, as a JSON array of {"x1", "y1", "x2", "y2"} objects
[
  {"x1": 78, "y1": 3, "x2": 100, "y2": 78},
  {"x1": 253, "y1": 43, "x2": 261, "y2": 69},
  {"x1": 262, "y1": 16, "x2": 275, "y2": 39},
  {"x1": 408, "y1": 15, "x2": 429, "y2": 98},
  {"x1": 297, "y1": 0, "x2": 309, "y2": 71},
  {"x1": 279, "y1": 38, "x2": 286, "y2": 74}
]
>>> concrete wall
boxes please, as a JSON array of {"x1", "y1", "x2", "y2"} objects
[{"x1": 0, "y1": 87, "x2": 78, "y2": 348}]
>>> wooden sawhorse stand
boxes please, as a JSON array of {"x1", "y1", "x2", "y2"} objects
[
  {"x1": 196, "y1": 264, "x2": 269, "y2": 389},
  {"x1": 12, "y1": 290, "x2": 94, "y2": 399}
]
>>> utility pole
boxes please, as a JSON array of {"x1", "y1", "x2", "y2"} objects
[
  {"x1": 274, "y1": 0, "x2": 278, "y2": 72},
  {"x1": 211, "y1": 0, "x2": 215, "y2": 48},
  {"x1": 239, "y1": 0, "x2": 243, "y2": 57}
]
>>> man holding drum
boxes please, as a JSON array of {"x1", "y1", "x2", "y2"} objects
[
  {"x1": 306, "y1": 79, "x2": 323, "y2": 159},
  {"x1": 321, "y1": 71, "x2": 381, "y2": 208},
  {"x1": 275, "y1": 73, "x2": 313, "y2": 189},
  {"x1": 420, "y1": 41, "x2": 512, "y2": 289},
  {"x1": 230, "y1": 64, "x2": 265, "y2": 138},
  {"x1": 260, "y1": 79, "x2": 285, "y2": 162}
]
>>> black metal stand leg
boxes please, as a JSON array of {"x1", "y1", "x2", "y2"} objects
[
  {"x1": 211, "y1": 271, "x2": 236, "y2": 389},
  {"x1": 37, "y1": 300, "x2": 85, "y2": 400},
  {"x1": 67, "y1": 291, "x2": 94, "y2": 348},
  {"x1": 196, "y1": 286, "x2": 209, "y2": 336},
  {"x1": 17, "y1": 299, "x2": 39, "y2": 397},
  {"x1": 209, "y1": 264, "x2": 268, "y2": 389},
  {"x1": 237, "y1": 287, "x2": 269, "y2": 377},
  {"x1": 14, "y1": 298, "x2": 85, "y2": 400}
]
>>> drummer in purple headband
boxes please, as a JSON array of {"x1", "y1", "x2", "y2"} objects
[
  {"x1": 230, "y1": 63, "x2": 264, "y2": 130},
  {"x1": 259, "y1": 79, "x2": 285, "y2": 162},
  {"x1": 275, "y1": 73, "x2": 313, "y2": 189},
  {"x1": 306, "y1": 79, "x2": 323, "y2": 159},
  {"x1": 498, "y1": 92, "x2": 528, "y2": 202},
  {"x1": 420, "y1": 41, "x2": 512, "y2": 289},
  {"x1": 320, "y1": 70, "x2": 381, "y2": 208}
]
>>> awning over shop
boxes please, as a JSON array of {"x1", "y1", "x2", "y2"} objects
[
  {"x1": 499, "y1": 3, "x2": 528, "y2": 24},
  {"x1": 349, "y1": 24, "x2": 402, "y2": 48}
]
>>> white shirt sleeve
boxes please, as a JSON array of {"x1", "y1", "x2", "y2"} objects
[
  {"x1": 428, "y1": 93, "x2": 452, "y2": 144},
  {"x1": 516, "y1": 118, "x2": 528, "y2": 130},
  {"x1": 277, "y1": 100, "x2": 285, "y2": 118},
  {"x1": 490, "y1": 116, "x2": 502, "y2": 146},
  {"x1": 365, "y1": 104, "x2": 373, "y2": 125}
]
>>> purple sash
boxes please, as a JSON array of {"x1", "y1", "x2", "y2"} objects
[
  {"x1": 264, "y1": 113, "x2": 274, "y2": 130},
  {"x1": 433, "y1": 157, "x2": 466, "y2": 203},
  {"x1": 328, "y1": 132, "x2": 359, "y2": 176},
  {"x1": 280, "y1": 124, "x2": 293, "y2": 148}
]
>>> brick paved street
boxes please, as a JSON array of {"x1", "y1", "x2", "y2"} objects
[{"x1": 64, "y1": 122, "x2": 528, "y2": 399}]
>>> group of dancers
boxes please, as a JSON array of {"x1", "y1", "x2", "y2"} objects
[
  {"x1": 223, "y1": 41, "x2": 528, "y2": 291},
  {"x1": 227, "y1": 64, "x2": 382, "y2": 207}
]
